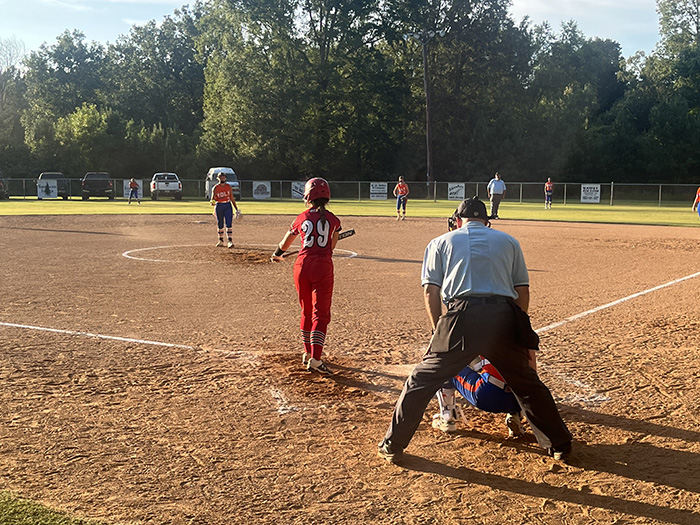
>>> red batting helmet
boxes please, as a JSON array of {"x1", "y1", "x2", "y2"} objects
[{"x1": 304, "y1": 177, "x2": 331, "y2": 202}]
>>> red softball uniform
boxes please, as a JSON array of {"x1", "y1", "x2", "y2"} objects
[{"x1": 289, "y1": 208, "x2": 342, "y2": 360}]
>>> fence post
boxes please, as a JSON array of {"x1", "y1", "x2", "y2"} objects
[
  {"x1": 358, "y1": 182, "x2": 361, "y2": 202},
  {"x1": 610, "y1": 181, "x2": 614, "y2": 206},
  {"x1": 563, "y1": 183, "x2": 567, "y2": 205},
  {"x1": 433, "y1": 180, "x2": 437, "y2": 202},
  {"x1": 519, "y1": 183, "x2": 522, "y2": 204},
  {"x1": 658, "y1": 184, "x2": 662, "y2": 207}
]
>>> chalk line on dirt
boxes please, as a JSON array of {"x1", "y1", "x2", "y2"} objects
[
  {"x1": 535, "y1": 270, "x2": 700, "y2": 335},
  {"x1": 4, "y1": 270, "x2": 699, "y2": 411},
  {"x1": 122, "y1": 244, "x2": 357, "y2": 263}
]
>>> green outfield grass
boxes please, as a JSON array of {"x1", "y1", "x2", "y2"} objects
[
  {"x1": 0, "y1": 196, "x2": 698, "y2": 227},
  {"x1": 0, "y1": 491, "x2": 102, "y2": 524}
]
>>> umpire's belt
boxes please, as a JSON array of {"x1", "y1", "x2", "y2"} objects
[{"x1": 448, "y1": 295, "x2": 511, "y2": 310}]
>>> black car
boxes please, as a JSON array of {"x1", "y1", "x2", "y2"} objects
[
  {"x1": 0, "y1": 171, "x2": 8, "y2": 199},
  {"x1": 81, "y1": 172, "x2": 114, "y2": 200},
  {"x1": 37, "y1": 172, "x2": 69, "y2": 200}
]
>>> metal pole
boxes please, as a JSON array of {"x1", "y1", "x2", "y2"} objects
[
  {"x1": 564, "y1": 183, "x2": 567, "y2": 205},
  {"x1": 610, "y1": 181, "x2": 614, "y2": 206},
  {"x1": 658, "y1": 184, "x2": 662, "y2": 207},
  {"x1": 421, "y1": 40, "x2": 434, "y2": 190}
]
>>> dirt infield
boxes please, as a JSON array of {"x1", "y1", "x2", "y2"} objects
[{"x1": 1, "y1": 214, "x2": 699, "y2": 524}]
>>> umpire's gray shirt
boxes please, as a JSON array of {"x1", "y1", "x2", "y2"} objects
[{"x1": 421, "y1": 221, "x2": 529, "y2": 304}]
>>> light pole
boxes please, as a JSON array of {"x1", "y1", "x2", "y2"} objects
[{"x1": 405, "y1": 29, "x2": 445, "y2": 190}]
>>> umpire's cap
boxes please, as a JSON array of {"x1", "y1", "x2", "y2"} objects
[{"x1": 457, "y1": 197, "x2": 489, "y2": 221}]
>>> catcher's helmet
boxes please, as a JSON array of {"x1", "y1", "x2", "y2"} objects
[{"x1": 304, "y1": 177, "x2": 331, "y2": 202}]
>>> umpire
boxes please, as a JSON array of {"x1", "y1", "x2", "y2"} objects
[{"x1": 378, "y1": 197, "x2": 572, "y2": 463}]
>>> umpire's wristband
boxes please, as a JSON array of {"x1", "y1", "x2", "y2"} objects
[{"x1": 273, "y1": 247, "x2": 285, "y2": 257}]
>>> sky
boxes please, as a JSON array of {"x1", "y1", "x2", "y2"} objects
[{"x1": 0, "y1": 0, "x2": 661, "y2": 59}]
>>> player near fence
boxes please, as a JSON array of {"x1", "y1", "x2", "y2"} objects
[
  {"x1": 544, "y1": 178, "x2": 553, "y2": 209},
  {"x1": 693, "y1": 186, "x2": 700, "y2": 220},
  {"x1": 127, "y1": 178, "x2": 141, "y2": 205},
  {"x1": 210, "y1": 172, "x2": 241, "y2": 248},
  {"x1": 271, "y1": 177, "x2": 341, "y2": 375},
  {"x1": 393, "y1": 176, "x2": 410, "y2": 220}
]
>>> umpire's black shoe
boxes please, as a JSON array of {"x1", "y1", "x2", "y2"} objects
[
  {"x1": 378, "y1": 439, "x2": 403, "y2": 464},
  {"x1": 547, "y1": 441, "x2": 572, "y2": 461}
]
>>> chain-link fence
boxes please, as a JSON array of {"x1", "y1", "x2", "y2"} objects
[{"x1": 2, "y1": 178, "x2": 697, "y2": 206}]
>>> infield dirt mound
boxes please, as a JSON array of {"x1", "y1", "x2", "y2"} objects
[{"x1": 1, "y1": 214, "x2": 699, "y2": 524}]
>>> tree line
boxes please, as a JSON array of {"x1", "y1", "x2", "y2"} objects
[{"x1": 1, "y1": 0, "x2": 699, "y2": 184}]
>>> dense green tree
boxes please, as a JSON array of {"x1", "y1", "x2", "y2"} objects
[{"x1": 108, "y1": 5, "x2": 206, "y2": 135}]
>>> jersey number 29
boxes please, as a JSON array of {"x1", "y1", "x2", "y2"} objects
[{"x1": 301, "y1": 219, "x2": 330, "y2": 248}]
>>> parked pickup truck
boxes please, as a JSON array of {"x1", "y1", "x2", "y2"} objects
[
  {"x1": 81, "y1": 172, "x2": 114, "y2": 200},
  {"x1": 150, "y1": 172, "x2": 183, "y2": 200}
]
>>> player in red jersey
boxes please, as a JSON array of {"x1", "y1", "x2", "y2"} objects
[
  {"x1": 271, "y1": 178, "x2": 342, "y2": 374},
  {"x1": 544, "y1": 178, "x2": 553, "y2": 209},
  {"x1": 692, "y1": 186, "x2": 700, "y2": 221},
  {"x1": 210, "y1": 173, "x2": 240, "y2": 248},
  {"x1": 393, "y1": 176, "x2": 410, "y2": 220}
]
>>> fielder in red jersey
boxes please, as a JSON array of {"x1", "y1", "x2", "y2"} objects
[
  {"x1": 693, "y1": 187, "x2": 700, "y2": 220},
  {"x1": 271, "y1": 178, "x2": 341, "y2": 375}
]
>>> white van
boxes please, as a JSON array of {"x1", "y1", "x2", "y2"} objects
[{"x1": 205, "y1": 167, "x2": 241, "y2": 200}]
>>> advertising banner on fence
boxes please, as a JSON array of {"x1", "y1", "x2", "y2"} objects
[
  {"x1": 37, "y1": 179, "x2": 58, "y2": 199},
  {"x1": 370, "y1": 182, "x2": 388, "y2": 200},
  {"x1": 291, "y1": 181, "x2": 305, "y2": 199},
  {"x1": 253, "y1": 181, "x2": 272, "y2": 200},
  {"x1": 581, "y1": 184, "x2": 601, "y2": 203},
  {"x1": 448, "y1": 182, "x2": 465, "y2": 201}
]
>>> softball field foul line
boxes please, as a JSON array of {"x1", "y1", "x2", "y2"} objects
[
  {"x1": 535, "y1": 270, "x2": 700, "y2": 335},
  {"x1": 3, "y1": 270, "x2": 699, "y2": 409}
]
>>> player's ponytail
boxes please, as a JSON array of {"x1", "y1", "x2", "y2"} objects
[{"x1": 311, "y1": 198, "x2": 329, "y2": 229}]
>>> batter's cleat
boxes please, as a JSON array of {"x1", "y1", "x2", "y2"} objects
[
  {"x1": 378, "y1": 439, "x2": 403, "y2": 464},
  {"x1": 307, "y1": 358, "x2": 333, "y2": 375},
  {"x1": 216, "y1": 240, "x2": 224, "y2": 247},
  {"x1": 547, "y1": 441, "x2": 572, "y2": 461},
  {"x1": 505, "y1": 412, "x2": 525, "y2": 438},
  {"x1": 302, "y1": 352, "x2": 311, "y2": 366},
  {"x1": 227, "y1": 241, "x2": 234, "y2": 248},
  {"x1": 431, "y1": 413, "x2": 457, "y2": 433}
]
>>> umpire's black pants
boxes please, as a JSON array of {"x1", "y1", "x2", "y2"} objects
[{"x1": 383, "y1": 301, "x2": 571, "y2": 451}]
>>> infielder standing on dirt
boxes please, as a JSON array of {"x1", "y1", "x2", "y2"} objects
[
  {"x1": 393, "y1": 176, "x2": 409, "y2": 220},
  {"x1": 378, "y1": 196, "x2": 572, "y2": 464},
  {"x1": 210, "y1": 172, "x2": 240, "y2": 248},
  {"x1": 692, "y1": 186, "x2": 700, "y2": 220},
  {"x1": 271, "y1": 178, "x2": 341, "y2": 375}
]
